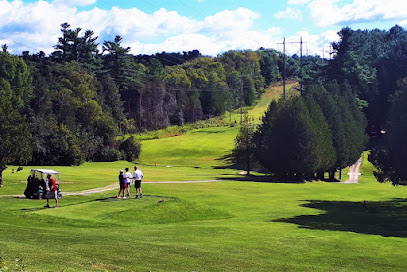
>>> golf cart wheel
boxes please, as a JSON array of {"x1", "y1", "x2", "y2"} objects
[
  {"x1": 38, "y1": 193, "x2": 43, "y2": 200},
  {"x1": 58, "y1": 193, "x2": 62, "y2": 199}
]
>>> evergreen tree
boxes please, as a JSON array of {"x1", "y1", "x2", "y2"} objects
[
  {"x1": 307, "y1": 85, "x2": 347, "y2": 179},
  {"x1": 370, "y1": 78, "x2": 407, "y2": 185},
  {"x1": 254, "y1": 96, "x2": 321, "y2": 180},
  {"x1": 232, "y1": 116, "x2": 256, "y2": 175},
  {"x1": 304, "y1": 94, "x2": 336, "y2": 178}
]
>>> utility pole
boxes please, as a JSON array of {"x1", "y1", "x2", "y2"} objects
[
  {"x1": 240, "y1": 84, "x2": 243, "y2": 123},
  {"x1": 278, "y1": 37, "x2": 307, "y2": 98},
  {"x1": 283, "y1": 37, "x2": 286, "y2": 99},
  {"x1": 300, "y1": 37, "x2": 303, "y2": 95}
]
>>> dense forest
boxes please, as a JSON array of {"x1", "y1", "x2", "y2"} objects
[
  {"x1": 234, "y1": 25, "x2": 407, "y2": 183},
  {"x1": 320, "y1": 25, "x2": 407, "y2": 185},
  {"x1": 2, "y1": 23, "x2": 407, "y2": 185},
  {"x1": 0, "y1": 22, "x2": 306, "y2": 181}
]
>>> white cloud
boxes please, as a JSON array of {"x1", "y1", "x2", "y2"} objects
[
  {"x1": 52, "y1": 0, "x2": 96, "y2": 7},
  {"x1": 0, "y1": 0, "x2": 339, "y2": 57},
  {"x1": 0, "y1": 0, "x2": 77, "y2": 53},
  {"x1": 202, "y1": 8, "x2": 259, "y2": 32},
  {"x1": 309, "y1": 0, "x2": 407, "y2": 27},
  {"x1": 0, "y1": 1, "x2": 267, "y2": 56},
  {"x1": 130, "y1": 26, "x2": 283, "y2": 57},
  {"x1": 274, "y1": 7, "x2": 303, "y2": 20},
  {"x1": 399, "y1": 19, "x2": 407, "y2": 27}
]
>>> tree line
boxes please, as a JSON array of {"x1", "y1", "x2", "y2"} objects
[
  {"x1": 323, "y1": 26, "x2": 407, "y2": 185},
  {"x1": 234, "y1": 25, "x2": 407, "y2": 184},
  {"x1": 234, "y1": 81, "x2": 367, "y2": 181},
  {"x1": 0, "y1": 22, "x2": 311, "y2": 186}
]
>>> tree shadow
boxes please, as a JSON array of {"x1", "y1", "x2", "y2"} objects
[
  {"x1": 217, "y1": 175, "x2": 305, "y2": 184},
  {"x1": 273, "y1": 198, "x2": 407, "y2": 237},
  {"x1": 213, "y1": 153, "x2": 234, "y2": 169}
]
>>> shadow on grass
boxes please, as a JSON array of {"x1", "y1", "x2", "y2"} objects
[
  {"x1": 217, "y1": 175, "x2": 305, "y2": 184},
  {"x1": 273, "y1": 198, "x2": 407, "y2": 237},
  {"x1": 213, "y1": 153, "x2": 234, "y2": 169}
]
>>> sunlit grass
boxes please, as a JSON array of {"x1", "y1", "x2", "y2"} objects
[
  {"x1": 2, "y1": 160, "x2": 407, "y2": 271},
  {"x1": 2, "y1": 82, "x2": 405, "y2": 271}
]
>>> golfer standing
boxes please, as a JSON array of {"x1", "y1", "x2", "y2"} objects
[
  {"x1": 133, "y1": 166, "x2": 144, "y2": 198},
  {"x1": 45, "y1": 174, "x2": 58, "y2": 208},
  {"x1": 116, "y1": 169, "x2": 126, "y2": 198},
  {"x1": 123, "y1": 168, "x2": 133, "y2": 197}
]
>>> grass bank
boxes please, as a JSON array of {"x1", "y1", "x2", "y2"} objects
[{"x1": 2, "y1": 83, "x2": 405, "y2": 271}]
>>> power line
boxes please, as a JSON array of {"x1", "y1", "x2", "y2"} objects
[
  {"x1": 0, "y1": 34, "x2": 43, "y2": 53},
  {"x1": 278, "y1": 37, "x2": 306, "y2": 98},
  {"x1": 169, "y1": 87, "x2": 228, "y2": 92}
]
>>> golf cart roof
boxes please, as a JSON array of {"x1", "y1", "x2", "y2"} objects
[{"x1": 31, "y1": 169, "x2": 60, "y2": 175}]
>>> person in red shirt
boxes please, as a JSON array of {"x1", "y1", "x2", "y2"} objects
[{"x1": 44, "y1": 174, "x2": 59, "y2": 208}]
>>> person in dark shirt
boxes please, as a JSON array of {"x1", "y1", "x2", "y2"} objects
[{"x1": 116, "y1": 170, "x2": 126, "y2": 198}]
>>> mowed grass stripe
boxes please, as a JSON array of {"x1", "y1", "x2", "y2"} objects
[{"x1": 2, "y1": 83, "x2": 407, "y2": 271}]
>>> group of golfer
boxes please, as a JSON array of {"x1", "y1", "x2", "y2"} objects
[{"x1": 117, "y1": 166, "x2": 144, "y2": 199}]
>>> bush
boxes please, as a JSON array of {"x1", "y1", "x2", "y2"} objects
[
  {"x1": 94, "y1": 146, "x2": 123, "y2": 162},
  {"x1": 119, "y1": 136, "x2": 141, "y2": 162}
]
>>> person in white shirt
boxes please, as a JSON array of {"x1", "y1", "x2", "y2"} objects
[
  {"x1": 133, "y1": 165, "x2": 144, "y2": 198},
  {"x1": 123, "y1": 167, "x2": 133, "y2": 197}
]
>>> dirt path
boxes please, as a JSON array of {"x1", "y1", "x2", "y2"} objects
[
  {"x1": 0, "y1": 180, "x2": 221, "y2": 198},
  {"x1": 64, "y1": 180, "x2": 220, "y2": 196},
  {"x1": 341, "y1": 158, "x2": 362, "y2": 184}
]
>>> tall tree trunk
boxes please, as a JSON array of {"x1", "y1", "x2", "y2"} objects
[
  {"x1": 0, "y1": 165, "x2": 7, "y2": 187},
  {"x1": 246, "y1": 156, "x2": 250, "y2": 175},
  {"x1": 329, "y1": 170, "x2": 335, "y2": 181},
  {"x1": 316, "y1": 171, "x2": 324, "y2": 180}
]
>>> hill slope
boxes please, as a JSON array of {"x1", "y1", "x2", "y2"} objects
[{"x1": 139, "y1": 82, "x2": 292, "y2": 167}]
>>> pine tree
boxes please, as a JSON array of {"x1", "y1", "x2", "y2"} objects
[
  {"x1": 304, "y1": 95, "x2": 336, "y2": 179},
  {"x1": 232, "y1": 116, "x2": 256, "y2": 175},
  {"x1": 370, "y1": 78, "x2": 407, "y2": 185},
  {"x1": 254, "y1": 97, "x2": 321, "y2": 180}
]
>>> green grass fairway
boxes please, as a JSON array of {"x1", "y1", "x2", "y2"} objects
[
  {"x1": 139, "y1": 126, "x2": 238, "y2": 167},
  {"x1": 223, "y1": 81, "x2": 299, "y2": 124},
  {"x1": 2, "y1": 156, "x2": 407, "y2": 271},
  {"x1": 2, "y1": 83, "x2": 407, "y2": 271}
]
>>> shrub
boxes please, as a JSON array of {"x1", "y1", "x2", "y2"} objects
[
  {"x1": 119, "y1": 136, "x2": 141, "y2": 162},
  {"x1": 94, "y1": 146, "x2": 123, "y2": 162}
]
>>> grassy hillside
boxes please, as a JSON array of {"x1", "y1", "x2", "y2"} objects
[
  {"x1": 138, "y1": 126, "x2": 238, "y2": 167},
  {"x1": 223, "y1": 81, "x2": 299, "y2": 124},
  {"x1": 2, "y1": 83, "x2": 407, "y2": 271},
  {"x1": 2, "y1": 155, "x2": 407, "y2": 271}
]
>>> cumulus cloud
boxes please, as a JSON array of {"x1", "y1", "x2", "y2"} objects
[
  {"x1": 308, "y1": 0, "x2": 407, "y2": 27},
  {"x1": 52, "y1": 0, "x2": 96, "y2": 7},
  {"x1": 399, "y1": 19, "x2": 407, "y2": 27},
  {"x1": 0, "y1": 0, "x2": 338, "y2": 57},
  {"x1": 130, "y1": 26, "x2": 283, "y2": 57},
  {"x1": 202, "y1": 8, "x2": 259, "y2": 32},
  {"x1": 0, "y1": 1, "x2": 269, "y2": 56},
  {"x1": 0, "y1": 0, "x2": 77, "y2": 53}
]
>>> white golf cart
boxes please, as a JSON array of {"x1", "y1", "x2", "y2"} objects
[{"x1": 24, "y1": 169, "x2": 62, "y2": 199}]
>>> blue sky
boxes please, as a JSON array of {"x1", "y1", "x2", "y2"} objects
[{"x1": 1, "y1": 0, "x2": 406, "y2": 56}]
